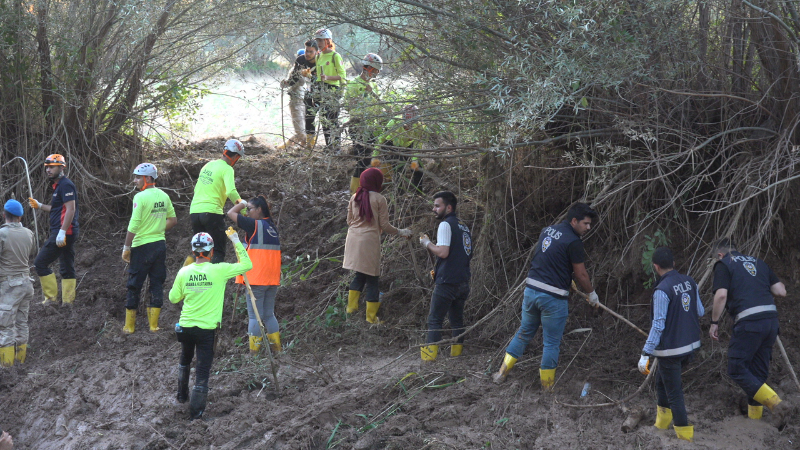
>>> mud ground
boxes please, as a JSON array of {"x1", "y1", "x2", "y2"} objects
[{"x1": 1, "y1": 140, "x2": 799, "y2": 449}]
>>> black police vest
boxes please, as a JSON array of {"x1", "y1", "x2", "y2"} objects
[
  {"x1": 434, "y1": 214, "x2": 472, "y2": 285},
  {"x1": 717, "y1": 251, "x2": 777, "y2": 322},
  {"x1": 526, "y1": 220, "x2": 581, "y2": 299},
  {"x1": 652, "y1": 270, "x2": 701, "y2": 358}
]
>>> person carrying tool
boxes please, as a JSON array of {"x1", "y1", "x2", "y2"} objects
[
  {"x1": 0, "y1": 200, "x2": 35, "y2": 367},
  {"x1": 169, "y1": 230, "x2": 252, "y2": 419},
  {"x1": 709, "y1": 238, "x2": 792, "y2": 429},
  {"x1": 188, "y1": 139, "x2": 245, "y2": 265},
  {"x1": 121, "y1": 163, "x2": 177, "y2": 334},
  {"x1": 419, "y1": 191, "x2": 472, "y2": 362},
  {"x1": 344, "y1": 53, "x2": 384, "y2": 194},
  {"x1": 371, "y1": 105, "x2": 429, "y2": 191},
  {"x1": 312, "y1": 28, "x2": 346, "y2": 153},
  {"x1": 343, "y1": 168, "x2": 411, "y2": 323},
  {"x1": 279, "y1": 46, "x2": 315, "y2": 150},
  {"x1": 637, "y1": 247, "x2": 703, "y2": 442},
  {"x1": 226, "y1": 195, "x2": 282, "y2": 354},
  {"x1": 493, "y1": 202, "x2": 600, "y2": 388},
  {"x1": 29, "y1": 154, "x2": 79, "y2": 305}
]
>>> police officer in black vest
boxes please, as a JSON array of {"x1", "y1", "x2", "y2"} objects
[
  {"x1": 492, "y1": 202, "x2": 599, "y2": 388},
  {"x1": 638, "y1": 247, "x2": 703, "y2": 442},
  {"x1": 419, "y1": 191, "x2": 472, "y2": 362},
  {"x1": 710, "y1": 238, "x2": 791, "y2": 429}
]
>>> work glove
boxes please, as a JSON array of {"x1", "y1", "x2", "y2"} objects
[
  {"x1": 397, "y1": 228, "x2": 412, "y2": 238},
  {"x1": 121, "y1": 245, "x2": 131, "y2": 263},
  {"x1": 56, "y1": 230, "x2": 67, "y2": 247},
  {"x1": 587, "y1": 290, "x2": 600, "y2": 307},
  {"x1": 370, "y1": 158, "x2": 381, "y2": 167},
  {"x1": 236, "y1": 198, "x2": 248, "y2": 215},
  {"x1": 638, "y1": 354, "x2": 651, "y2": 375},
  {"x1": 29, "y1": 197, "x2": 40, "y2": 209},
  {"x1": 410, "y1": 161, "x2": 419, "y2": 171},
  {"x1": 420, "y1": 234, "x2": 431, "y2": 248},
  {"x1": 226, "y1": 227, "x2": 240, "y2": 244},
  {"x1": 280, "y1": 80, "x2": 289, "y2": 89}
]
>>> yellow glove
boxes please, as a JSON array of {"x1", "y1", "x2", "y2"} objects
[
  {"x1": 226, "y1": 227, "x2": 241, "y2": 244},
  {"x1": 370, "y1": 158, "x2": 381, "y2": 167},
  {"x1": 121, "y1": 246, "x2": 131, "y2": 263},
  {"x1": 410, "y1": 161, "x2": 419, "y2": 171},
  {"x1": 29, "y1": 197, "x2": 40, "y2": 209}
]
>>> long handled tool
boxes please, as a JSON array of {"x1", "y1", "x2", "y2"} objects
[
  {"x1": 405, "y1": 236, "x2": 427, "y2": 287},
  {"x1": 3, "y1": 156, "x2": 40, "y2": 249},
  {"x1": 775, "y1": 336, "x2": 800, "y2": 392},
  {"x1": 229, "y1": 227, "x2": 279, "y2": 390},
  {"x1": 571, "y1": 281, "x2": 648, "y2": 337}
]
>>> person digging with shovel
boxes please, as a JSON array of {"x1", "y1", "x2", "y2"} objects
[{"x1": 169, "y1": 230, "x2": 252, "y2": 420}]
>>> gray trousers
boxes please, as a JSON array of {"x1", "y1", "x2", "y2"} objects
[
  {"x1": 0, "y1": 276, "x2": 33, "y2": 347},
  {"x1": 247, "y1": 285, "x2": 279, "y2": 335}
]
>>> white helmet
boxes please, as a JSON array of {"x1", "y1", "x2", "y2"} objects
[
  {"x1": 224, "y1": 139, "x2": 245, "y2": 156},
  {"x1": 362, "y1": 53, "x2": 383, "y2": 71},
  {"x1": 402, "y1": 105, "x2": 419, "y2": 120},
  {"x1": 314, "y1": 28, "x2": 333, "y2": 40},
  {"x1": 133, "y1": 162, "x2": 158, "y2": 179},
  {"x1": 191, "y1": 232, "x2": 214, "y2": 252}
]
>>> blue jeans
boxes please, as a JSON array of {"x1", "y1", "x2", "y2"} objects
[
  {"x1": 247, "y1": 285, "x2": 279, "y2": 335},
  {"x1": 505, "y1": 287, "x2": 569, "y2": 370}
]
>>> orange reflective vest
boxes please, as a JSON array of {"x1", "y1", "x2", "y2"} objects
[{"x1": 236, "y1": 218, "x2": 281, "y2": 286}]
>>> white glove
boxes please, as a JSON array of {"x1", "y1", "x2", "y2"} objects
[
  {"x1": 638, "y1": 354, "x2": 651, "y2": 375},
  {"x1": 121, "y1": 245, "x2": 131, "y2": 263},
  {"x1": 225, "y1": 227, "x2": 240, "y2": 244},
  {"x1": 587, "y1": 290, "x2": 600, "y2": 307},
  {"x1": 420, "y1": 234, "x2": 431, "y2": 248},
  {"x1": 398, "y1": 228, "x2": 412, "y2": 238},
  {"x1": 56, "y1": 230, "x2": 67, "y2": 247}
]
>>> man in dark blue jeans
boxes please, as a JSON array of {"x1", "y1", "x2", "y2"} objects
[
  {"x1": 419, "y1": 191, "x2": 472, "y2": 362},
  {"x1": 638, "y1": 247, "x2": 704, "y2": 442},
  {"x1": 493, "y1": 202, "x2": 599, "y2": 389},
  {"x1": 709, "y1": 238, "x2": 792, "y2": 429}
]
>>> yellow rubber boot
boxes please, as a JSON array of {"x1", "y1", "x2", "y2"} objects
[
  {"x1": 540, "y1": 368, "x2": 556, "y2": 391},
  {"x1": 267, "y1": 332, "x2": 282, "y2": 353},
  {"x1": 349, "y1": 177, "x2": 361, "y2": 195},
  {"x1": 754, "y1": 383, "x2": 782, "y2": 409},
  {"x1": 347, "y1": 290, "x2": 360, "y2": 314},
  {"x1": 61, "y1": 278, "x2": 76, "y2": 304},
  {"x1": 147, "y1": 307, "x2": 161, "y2": 332},
  {"x1": 15, "y1": 344, "x2": 27, "y2": 364},
  {"x1": 655, "y1": 406, "x2": 673, "y2": 429},
  {"x1": 365, "y1": 301, "x2": 383, "y2": 324},
  {"x1": 492, "y1": 353, "x2": 517, "y2": 384},
  {"x1": 249, "y1": 335, "x2": 263, "y2": 354},
  {"x1": 421, "y1": 344, "x2": 439, "y2": 361},
  {"x1": 674, "y1": 425, "x2": 693, "y2": 442},
  {"x1": 451, "y1": 344, "x2": 463, "y2": 357},
  {"x1": 306, "y1": 134, "x2": 317, "y2": 151},
  {"x1": 40, "y1": 273, "x2": 58, "y2": 304},
  {"x1": 122, "y1": 309, "x2": 136, "y2": 334},
  {"x1": 183, "y1": 255, "x2": 195, "y2": 267},
  {"x1": 748, "y1": 405, "x2": 763, "y2": 420},
  {"x1": 0, "y1": 346, "x2": 14, "y2": 368}
]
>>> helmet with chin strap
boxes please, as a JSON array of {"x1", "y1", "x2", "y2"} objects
[
  {"x1": 191, "y1": 232, "x2": 214, "y2": 252},
  {"x1": 133, "y1": 163, "x2": 158, "y2": 179}
]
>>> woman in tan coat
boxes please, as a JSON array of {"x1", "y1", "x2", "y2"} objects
[{"x1": 343, "y1": 168, "x2": 411, "y2": 322}]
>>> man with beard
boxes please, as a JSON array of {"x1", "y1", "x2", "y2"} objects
[
  {"x1": 29, "y1": 154, "x2": 79, "y2": 305},
  {"x1": 492, "y1": 202, "x2": 599, "y2": 389},
  {"x1": 419, "y1": 191, "x2": 472, "y2": 362}
]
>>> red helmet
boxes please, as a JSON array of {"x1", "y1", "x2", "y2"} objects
[{"x1": 44, "y1": 154, "x2": 66, "y2": 166}]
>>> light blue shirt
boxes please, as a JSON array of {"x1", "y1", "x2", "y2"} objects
[{"x1": 643, "y1": 289, "x2": 705, "y2": 355}]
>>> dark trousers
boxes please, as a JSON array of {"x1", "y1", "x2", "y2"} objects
[
  {"x1": 190, "y1": 213, "x2": 226, "y2": 263},
  {"x1": 309, "y1": 85, "x2": 340, "y2": 149},
  {"x1": 351, "y1": 127, "x2": 374, "y2": 178},
  {"x1": 655, "y1": 353, "x2": 692, "y2": 426},
  {"x1": 427, "y1": 282, "x2": 469, "y2": 344},
  {"x1": 34, "y1": 233, "x2": 77, "y2": 278},
  {"x1": 304, "y1": 94, "x2": 317, "y2": 135},
  {"x1": 126, "y1": 240, "x2": 167, "y2": 309},
  {"x1": 350, "y1": 272, "x2": 379, "y2": 303},
  {"x1": 728, "y1": 316, "x2": 778, "y2": 404},
  {"x1": 177, "y1": 327, "x2": 216, "y2": 387}
]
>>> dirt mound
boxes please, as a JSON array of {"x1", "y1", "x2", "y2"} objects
[{"x1": 1, "y1": 140, "x2": 798, "y2": 449}]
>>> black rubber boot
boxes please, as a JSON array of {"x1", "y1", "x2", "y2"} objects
[
  {"x1": 177, "y1": 365, "x2": 190, "y2": 403},
  {"x1": 189, "y1": 384, "x2": 209, "y2": 420}
]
